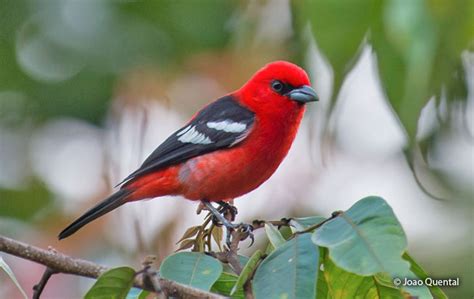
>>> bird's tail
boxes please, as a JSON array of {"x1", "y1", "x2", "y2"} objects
[{"x1": 58, "y1": 189, "x2": 133, "y2": 240}]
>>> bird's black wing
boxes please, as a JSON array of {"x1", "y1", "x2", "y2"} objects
[{"x1": 118, "y1": 96, "x2": 255, "y2": 186}]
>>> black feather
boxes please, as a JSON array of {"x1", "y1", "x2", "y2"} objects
[
  {"x1": 58, "y1": 189, "x2": 132, "y2": 240},
  {"x1": 118, "y1": 95, "x2": 255, "y2": 186}
]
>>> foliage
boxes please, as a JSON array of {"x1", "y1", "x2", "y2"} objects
[
  {"x1": 85, "y1": 267, "x2": 135, "y2": 299},
  {"x1": 0, "y1": 180, "x2": 52, "y2": 221},
  {"x1": 302, "y1": 0, "x2": 473, "y2": 197},
  {"x1": 81, "y1": 197, "x2": 446, "y2": 299},
  {"x1": 254, "y1": 234, "x2": 319, "y2": 299},
  {"x1": 0, "y1": 0, "x2": 238, "y2": 124},
  {"x1": 160, "y1": 252, "x2": 223, "y2": 291},
  {"x1": 0, "y1": 256, "x2": 27, "y2": 299}
]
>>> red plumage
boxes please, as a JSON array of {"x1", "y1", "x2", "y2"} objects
[{"x1": 59, "y1": 61, "x2": 318, "y2": 239}]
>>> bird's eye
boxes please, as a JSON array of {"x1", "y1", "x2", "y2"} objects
[{"x1": 271, "y1": 80, "x2": 284, "y2": 93}]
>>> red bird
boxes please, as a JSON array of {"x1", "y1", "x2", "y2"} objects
[{"x1": 59, "y1": 61, "x2": 318, "y2": 240}]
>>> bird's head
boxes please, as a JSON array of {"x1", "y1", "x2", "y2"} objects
[{"x1": 237, "y1": 61, "x2": 318, "y2": 112}]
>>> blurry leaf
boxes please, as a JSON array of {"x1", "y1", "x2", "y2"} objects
[
  {"x1": 306, "y1": 0, "x2": 376, "y2": 100},
  {"x1": 290, "y1": 216, "x2": 326, "y2": 232},
  {"x1": 312, "y1": 196, "x2": 409, "y2": 277},
  {"x1": 177, "y1": 226, "x2": 201, "y2": 243},
  {"x1": 444, "y1": 63, "x2": 468, "y2": 104},
  {"x1": 160, "y1": 252, "x2": 222, "y2": 291},
  {"x1": 231, "y1": 249, "x2": 262, "y2": 295},
  {"x1": 0, "y1": 0, "x2": 239, "y2": 125},
  {"x1": 0, "y1": 181, "x2": 52, "y2": 221},
  {"x1": 264, "y1": 223, "x2": 286, "y2": 249},
  {"x1": 176, "y1": 239, "x2": 195, "y2": 252},
  {"x1": 427, "y1": 0, "x2": 473, "y2": 101},
  {"x1": 194, "y1": 232, "x2": 205, "y2": 252},
  {"x1": 120, "y1": 0, "x2": 237, "y2": 58},
  {"x1": 403, "y1": 252, "x2": 448, "y2": 299},
  {"x1": 371, "y1": 0, "x2": 437, "y2": 141},
  {"x1": 0, "y1": 256, "x2": 27, "y2": 299},
  {"x1": 85, "y1": 267, "x2": 135, "y2": 299},
  {"x1": 211, "y1": 272, "x2": 244, "y2": 299},
  {"x1": 253, "y1": 234, "x2": 319, "y2": 299},
  {"x1": 211, "y1": 225, "x2": 223, "y2": 251}
]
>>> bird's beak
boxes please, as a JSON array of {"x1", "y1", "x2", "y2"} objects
[{"x1": 287, "y1": 85, "x2": 319, "y2": 103}]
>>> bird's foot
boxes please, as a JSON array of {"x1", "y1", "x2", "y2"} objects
[
  {"x1": 202, "y1": 201, "x2": 236, "y2": 228},
  {"x1": 223, "y1": 222, "x2": 254, "y2": 248},
  {"x1": 217, "y1": 201, "x2": 238, "y2": 222},
  {"x1": 201, "y1": 201, "x2": 254, "y2": 248},
  {"x1": 237, "y1": 223, "x2": 255, "y2": 247}
]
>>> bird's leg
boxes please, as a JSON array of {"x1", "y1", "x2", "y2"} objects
[
  {"x1": 201, "y1": 201, "x2": 254, "y2": 248},
  {"x1": 202, "y1": 201, "x2": 238, "y2": 230},
  {"x1": 217, "y1": 201, "x2": 238, "y2": 222}
]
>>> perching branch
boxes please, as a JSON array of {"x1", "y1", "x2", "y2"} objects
[
  {"x1": 0, "y1": 235, "x2": 226, "y2": 299},
  {"x1": 32, "y1": 267, "x2": 57, "y2": 299}
]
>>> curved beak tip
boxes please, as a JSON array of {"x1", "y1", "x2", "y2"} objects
[{"x1": 288, "y1": 85, "x2": 319, "y2": 103}]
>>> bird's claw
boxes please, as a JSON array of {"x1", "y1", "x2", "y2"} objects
[
  {"x1": 201, "y1": 201, "x2": 254, "y2": 248},
  {"x1": 237, "y1": 223, "x2": 255, "y2": 247},
  {"x1": 223, "y1": 223, "x2": 255, "y2": 248},
  {"x1": 218, "y1": 201, "x2": 238, "y2": 222}
]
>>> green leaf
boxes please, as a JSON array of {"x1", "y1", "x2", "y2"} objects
[
  {"x1": 125, "y1": 288, "x2": 149, "y2": 299},
  {"x1": 427, "y1": 0, "x2": 472, "y2": 102},
  {"x1": 137, "y1": 290, "x2": 149, "y2": 299},
  {"x1": 306, "y1": 0, "x2": 376, "y2": 102},
  {"x1": 371, "y1": 0, "x2": 438, "y2": 141},
  {"x1": 312, "y1": 196, "x2": 409, "y2": 277},
  {"x1": 403, "y1": 252, "x2": 448, "y2": 299},
  {"x1": 0, "y1": 256, "x2": 27, "y2": 299},
  {"x1": 322, "y1": 253, "x2": 404, "y2": 299},
  {"x1": 231, "y1": 249, "x2": 263, "y2": 295},
  {"x1": 0, "y1": 181, "x2": 53, "y2": 221},
  {"x1": 315, "y1": 269, "x2": 329, "y2": 299},
  {"x1": 264, "y1": 224, "x2": 286, "y2": 249},
  {"x1": 211, "y1": 272, "x2": 244, "y2": 299},
  {"x1": 221, "y1": 255, "x2": 249, "y2": 275},
  {"x1": 160, "y1": 252, "x2": 222, "y2": 291},
  {"x1": 279, "y1": 225, "x2": 293, "y2": 240},
  {"x1": 253, "y1": 234, "x2": 319, "y2": 299},
  {"x1": 85, "y1": 267, "x2": 135, "y2": 299}
]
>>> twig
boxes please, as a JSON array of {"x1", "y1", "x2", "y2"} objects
[
  {"x1": 32, "y1": 267, "x2": 57, "y2": 299},
  {"x1": 136, "y1": 255, "x2": 161, "y2": 294},
  {"x1": 0, "y1": 235, "x2": 226, "y2": 299},
  {"x1": 293, "y1": 211, "x2": 342, "y2": 236},
  {"x1": 243, "y1": 279, "x2": 255, "y2": 299},
  {"x1": 251, "y1": 219, "x2": 291, "y2": 230}
]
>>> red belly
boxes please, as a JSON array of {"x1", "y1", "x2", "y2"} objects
[{"x1": 178, "y1": 151, "x2": 267, "y2": 200}]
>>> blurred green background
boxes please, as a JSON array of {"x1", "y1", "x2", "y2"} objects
[{"x1": 0, "y1": 0, "x2": 472, "y2": 298}]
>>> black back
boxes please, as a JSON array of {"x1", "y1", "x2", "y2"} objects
[{"x1": 119, "y1": 96, "x2": 255, "y2": 186}]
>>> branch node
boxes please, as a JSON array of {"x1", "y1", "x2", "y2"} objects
[{"x1": 32, "y1": 267, "x2": 58, "y2": 299}]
